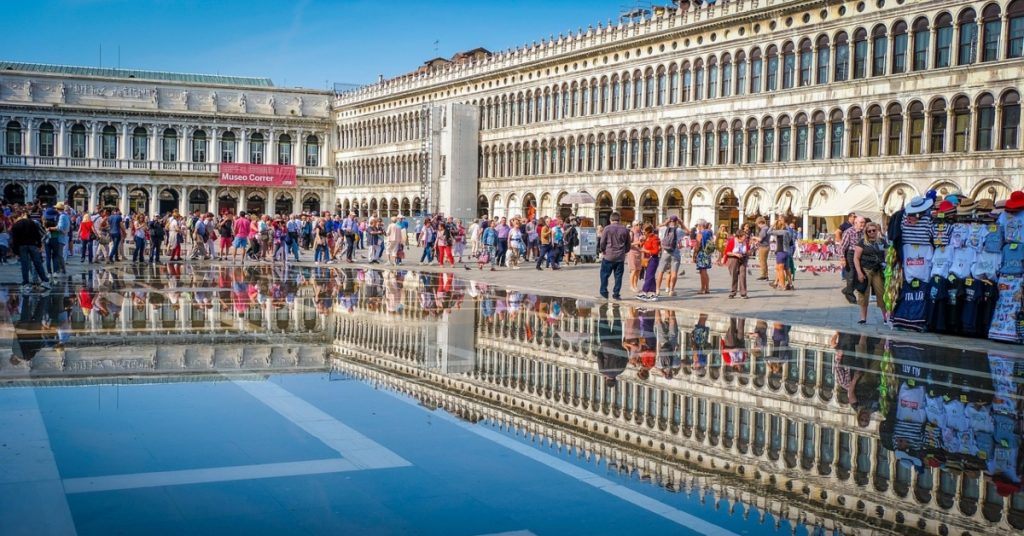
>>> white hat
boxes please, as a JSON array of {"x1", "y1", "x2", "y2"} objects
[{"x1": 905, "y1": 196, "x2": 934, "y2": 215}]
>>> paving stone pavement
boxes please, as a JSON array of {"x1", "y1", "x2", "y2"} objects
[{"x1": 5, "y1": 243, "x2": 1023, "y2": 356}]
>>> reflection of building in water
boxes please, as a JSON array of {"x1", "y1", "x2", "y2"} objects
[
  {"x1": 0, "y1": 287, "x2": 332, "y2": 382},
  {"x1": 331, "y1": 293, "x2": 1023, "y2": 536}
]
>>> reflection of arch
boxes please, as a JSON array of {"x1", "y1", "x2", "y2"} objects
[
  {"x1": 477, "y1": 195, "x2": 489, "y2": 218},
  {"x1": 663, "y1": 188, "x2": 684, "y2": 219},
  {"x1": 596, "y1": 190, "x2": 613, "y2": 226},
  {"x1": 36, "y1": 184, "x2": 57, "y2": 206},
  {"x1": 67, "y1": 184, "x2": 89, "y2": 212},
  {"x1": 302, "y1": 193, "x2": 320, "y2": 214},
  {"x1": 158, "y1": 188, "x2": 179, "y2": 215},
  {"x1": 882, "y1": 183, "x2": 917, "y2": 214},
  {"x1": 743, "y1": 187, "x2": 770, "y2": 217},
  {"x1": 971, "y1": 179, "x2": 1011, "y2": 202},
  {"x1": 188, "y1": 189, "x2": 209, "y2": 213},
  {"x1": 275, "y1": 192, "x2": 294, "y2": 215},
  {"x1": 128, "y1": 187, "x2": 150, "y2": 216},
  {"x1": 3, "y1": 183, "x2": 25, "y2": 204}
]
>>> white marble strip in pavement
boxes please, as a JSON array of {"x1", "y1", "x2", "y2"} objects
[
  {"x1": 63, "y1": 458, "x2": 357, "y2": 494},
  {"x1": 232, "y1": 380, "x2": 410, "y2": 470},
  {"x1": 378, "y1": 389, "x2": 738, "y2": 536},
  {"x1": 0, "y1": 389, "x2": 78, "y2": 535}
]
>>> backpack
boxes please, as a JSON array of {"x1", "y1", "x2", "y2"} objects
[
  {"x1": 702, "y1": 232, "x2": 716, "y2": 254},
  {"x1": 552, "y1": 226, "x2": 563, "y2": 245}
]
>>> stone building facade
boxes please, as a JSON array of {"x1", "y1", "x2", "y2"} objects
[
  {"x1": 334, "y1": 0, "x2": 1024, "y2": 234},
  {"x1": 0, "y1": 62, "x2": 334, "y2": 216}
]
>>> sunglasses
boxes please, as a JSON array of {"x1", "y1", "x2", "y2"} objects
[{"x1": 865, "y1": 230, "x2": 878, "y2": 233}]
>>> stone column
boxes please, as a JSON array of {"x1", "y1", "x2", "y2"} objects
[
  {"x1": 994, "y1": 104, "x2": 1004, "y2": 150},
  {"x1": 928, "y1": 27, "x2": 937, "y2": 69},
  {"x1": 181, "y1": 186, "x2": 190, "y2": 215},
  {"x1": 88, "y1": 183, "x2": 98, "y2": 212},
  {"x1": 900, "y1": 111, "x2": 911, "y2": 156},
  {"x1": 801, "y1": 208, "x2": 810, "y2": 238},
  {"x1": 149, "y1": 125, "x2": 160, "y2": 162},
  {"x1": 951, "y1": 23, "x2": 961, "y2": 66},
  {"x1": 1002, "y1": 15, "x2": 1011, "y2": 62},
  {"x1": 210, "y1": 127, "x2": 220, "y2": 163},
  {"x1": 180, "y1": 126, "x2": 189, "y2": 165},
  {"x1": 239, "y1": 188, "x2": 246, "y2": 214},
  {"x1": 880, "y1": 115, "x2": 889, "y2": 156},
  {"x1": 119, "y1": 184, "x2": 129, "y2": 215},
  {"x1": 210, "y1": 187, "x2": 219, "y2": 214},
  {"x1": 293, "y1": 131, "x2": 302, "y2": 168},
  {"x1": 57, "y1": 120, "x2": 66, "y2": 157},
  {"x1": 120, "y1": 123, "x2": 129, "y2": 160},
  {"x1": 89, "y1": 122, "x2": 98, "y2": 159},
  {"x1": 268, "y1": 130, "x2": 276, "y2": 164},
  {"x1": 149, "y1": 185, "x2": 158, "y2": 216},
  {"x1": 24, "y1": 119, "x2": 35, "y2": 157},
  {"x1": 842, "y1": 118, "x2": 851, "y2": 158},
  {"x1": 924, "y1": 112, "x2": 934, "y2": 154},
  {"x1": 239, "y1": 129, "x2": 247, "y2": 163},
  {"x1": 943, "y1": 106, "x2": 953, "y2": 153},
  {"x1": 908, "y1": 30, "x2": 917, "y2": 71}
]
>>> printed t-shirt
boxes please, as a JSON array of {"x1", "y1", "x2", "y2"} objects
[{"x1": 902, "y1": 244, "x2": 933, "y2": 282}]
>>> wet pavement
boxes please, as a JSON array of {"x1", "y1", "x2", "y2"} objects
[{"x1": 0, "y1": 264, "x2": 1021, "y2": 535}]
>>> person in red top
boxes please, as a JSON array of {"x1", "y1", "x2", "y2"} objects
[
  {"x1": 722, "y1": 227, "x2": 750, "y2": 298},
  {"x1": 230, "y1": 212, "x2": 251, "y2": 264},
  {"x1": 79, "y1": 214, "x2": 95, "y2": 263},
  {"x1": 638, "y1": 224, "x2": 662, "y2": 301}
]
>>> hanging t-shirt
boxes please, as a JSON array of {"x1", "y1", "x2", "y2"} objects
[
  {"x1": 989, "y1": 275, "x2": 1024, "y2": 343},
  {"x1": 965, "y1": 404, "x2": 995, "y2": 434},
  {"x1": 930, "y1": 246, "x2": 954, "y2": 278},
  {"x1": 965, "y1": 222, "x2": 995, "y2": 252},
  {"x1": 973, "y1": 251, "x2": 1001, "y2": 280},
  {"x1": 896, "y1": 382, "x2": 928, "y2": 423},
  {"x1": 944, "y1": 400, "x2": 969, "y2": 431},
  {"x1": 949, "y1": 246, "x2": 976, "y2": 279},
  {"x1": 961, "y1": 277, "x2": 992, "y2": 337},
  {"x1": 892, "y1": 279, "x2": 928, "y2": 332},
  {"x1": 932, "y1": 220, "x2": 954, "y2": 247},
  {"x1": 1001, "y1": 242, "x2": 1024, "y2": 276},
  {"x1": 900, "y1": 214, "x2": 935, "y2": 245},
  {"x1": 925, "y1": 395, "x2": 946, "y2": 427},
  {"x1": 988, "y1": 444, "x2": 1021, "y2": 483},
  {"x1": 949, "y1": 223, "x2": 970, "y2": 248},
  {"x1": 998, "y1": 210, "x2": 1024, "y2": 244},
  {"x1": 902, "y1": 244, "x2": 934, "y2": 282}
]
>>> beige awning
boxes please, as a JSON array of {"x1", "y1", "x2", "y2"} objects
[{"x1": 809, "y1": 184, "x2": 881, "y2": 221}]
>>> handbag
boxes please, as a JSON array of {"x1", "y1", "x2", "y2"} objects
[{"x1": 641, "y1": 255, "x2": 649, "y2": 269}]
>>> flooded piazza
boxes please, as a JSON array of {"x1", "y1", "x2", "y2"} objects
[{"x1": 0, "y1": 264, "x2": 1020, "y2": 535}]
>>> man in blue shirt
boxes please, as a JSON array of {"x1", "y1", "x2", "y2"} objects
[
  {"x1": 286, "y1": 215, "x2": 302, "y2": 261},
  {"x1": 341, "y1": 212, "x2": 356, "y2": 262},
  {"x1": 107, "y1": 208, "x2": 124, "y2": 262}
]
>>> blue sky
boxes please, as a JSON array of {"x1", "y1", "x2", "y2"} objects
[{"x1": 6, "y1": 0, "x2": 631, "y2": 90}]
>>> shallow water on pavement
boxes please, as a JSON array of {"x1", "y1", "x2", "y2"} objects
[{"x1": 0, "y1": 264, "x2": 1020, "y2": 536}]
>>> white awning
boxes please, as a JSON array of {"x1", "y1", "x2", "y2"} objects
[
  {"x1": 884, "y1": 188, "x2": 911, "y2": 215},
  {"x1": 809, "y1": 184, "x2": 881, "y2": 221}
]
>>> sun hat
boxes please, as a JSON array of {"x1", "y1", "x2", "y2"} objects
[
  {"x1": 1005, "y1": 191, "x2": 1024, "y2": 212},
  {"x1": 955, "y1": 197, "x2": 977, "y2": 216},
  {"x1": 975, "y1": 198, "x2": 995, "y2": 212},
  {"x1": 936, "y1": 200, "x2": 956, "y2": 216},
  {"x1": 904, "y1": 196, "x2": 934, "y2": 215}
]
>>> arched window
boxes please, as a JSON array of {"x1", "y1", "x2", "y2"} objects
[
  {"x1": 587, "y1": 136, "x2": 596, "y2": 170},
  {"x1": 891, "y1": 21, "x2": 908, "y2": 73},
  {"x1": 653, "y1": 129, "x2": 663, "y2": 168},
  {"x1": 761, "y1": 117, "x2": 775, "y2": 163},
  {"x1": 641, "y1": 129, "x2": 652, "y2": 168},
  {"x1": 751, "y1": 48, "x2": 765, "y2": 93},
  {"x1": 935, "y1": 13, "x2": 954, "y2": 68},
  {"x1": 1001, "y1": 90, "x2": 1021, "y2": 149},
  {"x1": 678, "y1": 129, "x2": 688, "y2": 166},
  {"x1": 816, "y1": 36, "x2": 830, "y2": 84},
  {"x1": 645, "y1": 69, "x2": 656, "y2": 107},
  {"x1": 849, "y1": 107, "x2": 864, "y2": 157},
  {"x1": 867, "y1": 105, "x2": 883, "y2": 156},
  {"x1": 162, "y1": 128, "x2": 178, "y2": 161},
  {"x1": 871, "y1": 25, "x2": 888, "y2": 76},
  {"x1": 777, "y1": 115, "x2": 792, "y2": 162},
  {"x1": 731, "y1": 120, "x2": 744, "y2": 164},
  {"x1": 721, "y1": 54, "x2": 733, "y2": 97},
  {"x1": 278, "y1": 133, "x2": 292, "y2": 164},
  {"x1": 830, "y1": 110, "x2": 845, "y2": 158},
  {"x1": 930, "y1": 98, "x2": 948, "y2": 153},
  {"x1": 609, "y1": 77, "x2": 618, "y2": 112},
  {"x1": 38, "y1": 122, "x2": 55, "y2": 157},
  {"x1": 959, "y1": 9, "x2": 979, "y2": 65},
  {"x1": 588, "y1": 80, "x2": 598, "y2": 115},
  {"x1": 782, "y1": 42, "x2": 796, "y2": 89},
  {"x1": 596, "y1": 136, "x2": 606, "y2": 171},
  {"x1": 668, "y1": 66, "x2": 678, "y2": 104},
  {"x1": 794, "y1": 113, "x2": 808, "y2": 161},
  {"x1": 221, "y1": 131, "x2": 236, "y2": 163},
  {"x1": 908, "y1": 101, "x2": 926, "y2": 155},
  {"x1": 621, "y1": 75, "x2": 631, "y2": 110},
  {"x1": 853, "y1": 28, "x2": 869, "y2": 79},
  {"x1": 1009, "y1": 0, "x2": 1024, "y2": 58},
  {"x1": 746, "y1": 119, "x2": 759, "y2": 163},
  {"x1": 765, "y1": 45, "x2": 779, "y2": 91},
  {"x1": 656, "y1": 69, "x2": 667, "y2": 106},
  {"x1": 735, "y1": 51, "x2": 748, "y2": 95},
  {"x1": 703, "y1": 123, "x2": 715, "y2": 165},
  {"x1": 693, "y1": 59, "x2": 705, "y2": 101},
  {"x1": 707, "y1": 57, "x2": 719, "y2": 98},
  {"x1": 834, "y1": 32, "x2": 850, "y2": 81},
  {"x1": 952, "y1": 95, "x2": 971, "y2": 152},
  {"x1": 680, "y1": 62, "x2": 691, "y2": 103},
  {"x1": 629, "y1": 131, "x2": 640, "y2": 169},
  {"x1": 665, "y1": 128, "x2": 675, "y2": 167},
  {"x1": 192, "y1": 129, "x2": 207, "y2": 163},
  {"x1": 812, "y1": 111, "x2": 827, "y2": 159},
  {"x1": 717, "y1": 121, "x2": 729, "y2": 165},
  {"x1": 690, "y1": 125, "x2": 701, "y2": 165},
  {"x1": 600, "y1": 77, "x2": 610, "y2": 112},
  {"x1": 633, "y1": 73, "x2": 643, "y2": 110},
  {"x1": 982, "y1": 4, "x2": 1002, "y2": 62},
  {"x1": 798, "y1": 40, "x2": 813, "y2": 86},
  {"x1": 249, "y1": 132, "x2": 265, "y2": 164},
  {"x1": 306, "y1": 135, "x2": 320, "y2": 166},
  {"x1": 917, "y1": 17, "x2": 933, "y2": 70},
  {"x1": 5, "y1": 121, "x2": 21, "y2": 156},
  {"x1": 975, "y1": 93, "x2": 995, "y2": 151},
  {"x1": 887, "y1": 103, "x2": 903, "y2": 155},
  {"x1": 618, "y1": 133, "x2": 628, "y2": 170}
]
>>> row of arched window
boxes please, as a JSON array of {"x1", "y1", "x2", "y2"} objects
[
  {"x1": 478, "y1": 89, "x2": 1021, "y2": 179},
  {"x1": 338, "y1": 111, "x2": 425, "y2": 150},
  {"x1": 3, "y1": 121, "x2": 322, "y2": 167},
  {"x1": 338, "y1": 153, "x2": 427, "y2": 187},
  {"x1": 476, "y1": 2, "x2": 1024, "y2": 131}
]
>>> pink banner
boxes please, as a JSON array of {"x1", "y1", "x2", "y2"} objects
[{"x1": 219, "y1": 163, "x2": 296, "y2": 187}]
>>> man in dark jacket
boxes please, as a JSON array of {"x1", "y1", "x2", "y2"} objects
[
  {"x1": 597, "y1": 211, "x2": 630, "y2": 300},
  {"x1": 11, "y1": 211, "x2": 51, "y2": 290}
]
